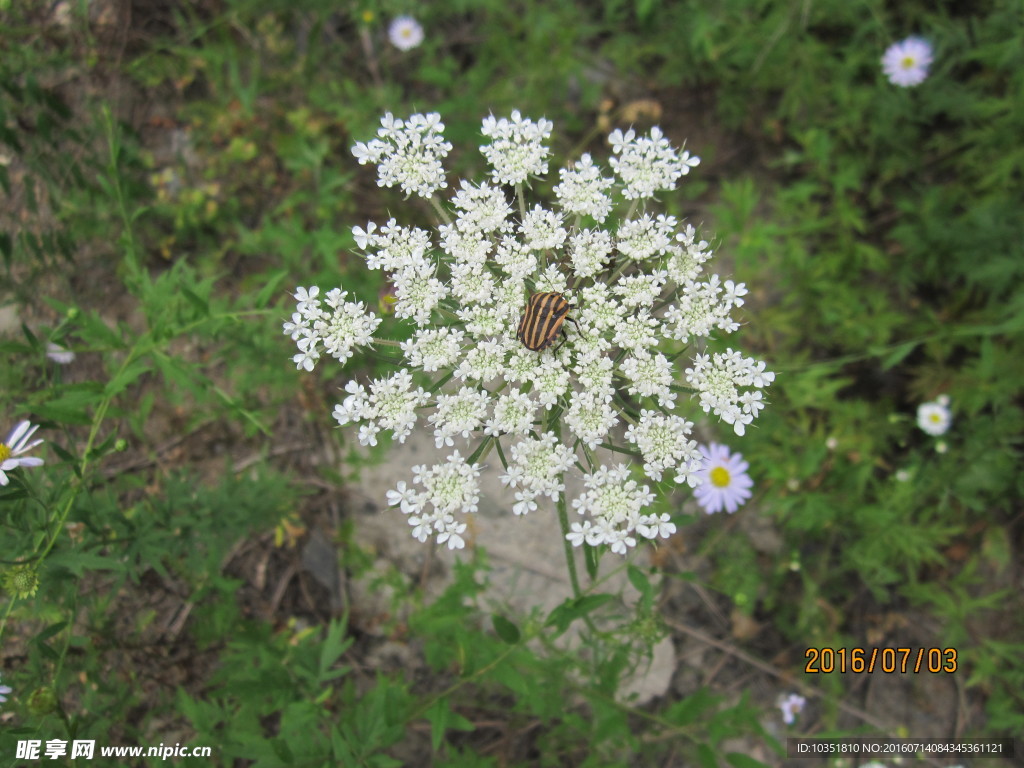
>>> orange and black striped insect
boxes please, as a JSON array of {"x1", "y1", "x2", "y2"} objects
[{"x1": 516, "y1": 292, "x2": 582, "y2": 352}]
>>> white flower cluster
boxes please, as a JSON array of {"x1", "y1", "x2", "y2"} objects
[
  {"x1": 609, "y1": 126, "x2": 700, "y2": 200},
  {"x1": 479, "y1": 110, "x2": 553, "y2": 186},
  {"x1": 351, "y1": 112, "x2": 452, "y2": 198},
  {"x1": 283, "y1": 286, "x2": 382, "y2": 372},
  {"x1": 286, "y1": 112, "x2": 773, "y2": 553}
]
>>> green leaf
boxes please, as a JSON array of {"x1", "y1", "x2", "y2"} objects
[
  {"x1": 36, "y1": 621, "x2": 68, "y2": 642},
  {"x1": 46, "y1": 551, "x2": 128, "y2": 577},
  {"x1": 545, "y1": 594, "x2": 613, "y2": 634},
  {"x1": 257, "y1": 270, "x2": 291, "y2": 308},
  {"x1": 0, "y1": 485, "x2": 29, "y2": 502},
  {"x1": 105, "y1": 358, "x2": 153, "y2": 398},
  {"x1": 318, "y1": 618, "x2": 353, "y2": 683},
  {"x1": 180, "y1": 286, "x2": 210, "y2": 316},
  {"x1": 697, "y1": 743, "x2": 719, "y2": 768},
  {"x1": 664, "y1": 688, "x2": 718, "y2": 726},
  {"x1": 627, "y1": 564, "x2": 654, "y2": 607},
  {"x1": 878, "y1": 340, "x2": 919, "y2": 370},
  {"x1": 32, "y1": 383, "x2": 104, "y2": 425},
  {"x1": 492, "y1": 613, "x2": 521, "y2": 644}
]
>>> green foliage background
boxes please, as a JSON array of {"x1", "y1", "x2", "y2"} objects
[{"x1": 0, "y1": 0, "x2": 1021, "y2": 765}]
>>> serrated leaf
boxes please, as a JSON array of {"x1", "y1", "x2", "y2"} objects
[
  {"x1": 32, "y1": 384, "x2": 104, "y2": 425},
  {"x1": 180, "y1": 286, "x2": 210, "y2": 315},
  {"x1": 318, "y1": 617, "x2": 353, "y2": 682},
  {"x1": 105, "y1": 358, "x2": 152, "y2": 398}
]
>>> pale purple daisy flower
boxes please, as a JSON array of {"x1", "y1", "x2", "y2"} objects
[
  {"x1": 0, "y1": 420, "x2": 45, "y2": 486},
  {"x1": 881, "y1": 37, "x2": 933, "y2": 87},
  {"x1": 0, "y1": 679, "x2": 11, "y2": 704},
  {"x1": 388, "y1": 16, "x2": 424, "y2": 51},
  {"x1": 694, "y1": 443, "x2": 752, "y2": 514},
  {"x1": 46, "y1": 342, "x2": 75, "y2": 365},
  {"x1": 778, "y1": 692, "x2": 806, "y2": 725}
]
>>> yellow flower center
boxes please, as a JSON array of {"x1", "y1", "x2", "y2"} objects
[
  {"x1": 710, "y1": 466, "x2": 731, "y2": 487},
  {"x1": 901, "y1": 56, "x2": 915, "y2": 69},
  {"x1": 929, "y1": 413, "x2": 942, "y2": 423},
  {"x1": 361, "y1": 10, "x2": 374, "y2": 23},
  {"x1": 0, "y1": 444, "x2": 10, "y2": 462}
]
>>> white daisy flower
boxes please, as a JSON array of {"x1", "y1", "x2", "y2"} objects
[
  {"x1": 0, "y1": 420, "x2": 45, "y2": 486},
  {"x1": 881, "y1": 36, "x2": 933, "y2": 87},
  {"x1": 388, "y1": 15, "x2": 424, "y2": 51},
  {"x1": 916, "y1": 394, "x2": 952, "y2": 436}
]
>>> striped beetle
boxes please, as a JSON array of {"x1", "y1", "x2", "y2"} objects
[{"x1": 516, "y1": 291, "x2": 581, "y2": 352}]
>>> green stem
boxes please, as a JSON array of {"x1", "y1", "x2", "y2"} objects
[
  {"x1": 428, "y1": 195, "x2": 453, "y2": 227},
  {"x1": 557, "y1": 482, "x2": 583, "y2": 600},
  {"x1": 551, "y1": 418, "x2": 583, "y2": 599}
]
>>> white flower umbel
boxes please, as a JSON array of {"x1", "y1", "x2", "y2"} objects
[
  {"x1": 388, "y1": 451, "x2": 480, "y2": 550},
  {"x1": 625, "y1": 410, "x2": 702, "y2": 485},
  {"x1": 284, "y1": 286, "x2": 382, "y2": 371},
  {"x1": 609, "y1": 127, "x2": 700, "y2": 200},
  {"x1": 332, "y1": 370, "x2": 431, "y2": 446},
  {"x1": 568, "y1": 464, "x2": 661, "y2": 555},
  {"x1": 500, "y1": 432, "x2": 576, "y2": 516},
  {"x1": 429, "y1": 387, "x2": 491, "y2": 448},
  {"x1": 686, "y1": 349, "x2": 774, "y2": 436},
  {"x1": 554, "y1": 153, "x2": 614, "y2": 222},
  {"x1": 352, "y1": 112, "x2": 452, "y2": 198},
  {"x1": 480, "y1": 110, "x2": 553, "y2": 185},
  {"x1": 287, "y1": 110, "x2": 773, "y2": 554}
]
